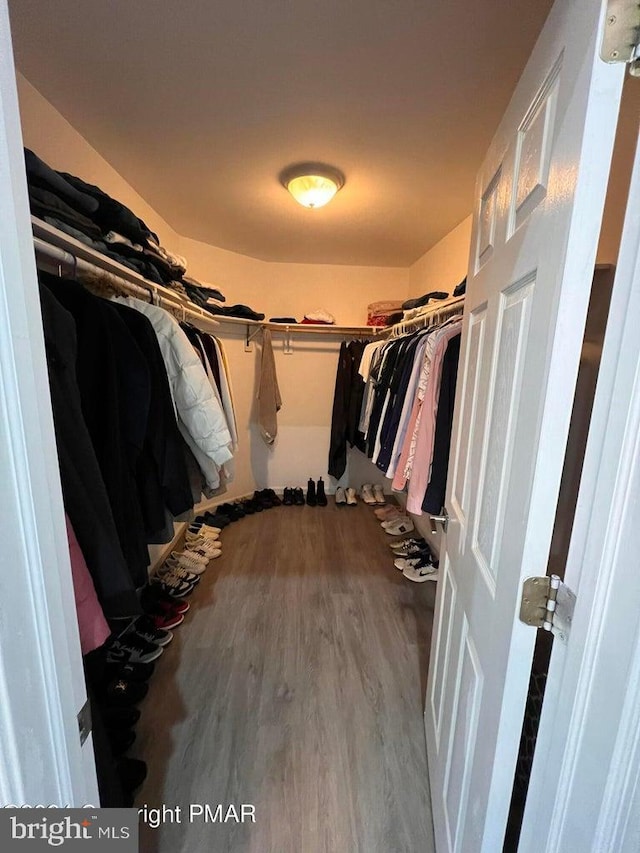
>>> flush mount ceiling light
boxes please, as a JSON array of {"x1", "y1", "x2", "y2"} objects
[{"x1": 280, "y1": 162, "x2": 345, "y2": 209}]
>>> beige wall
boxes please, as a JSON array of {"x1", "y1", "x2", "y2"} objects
[
  {"x1": 17, "y1": 74, "x2": 407, "y2": 502},
  {"x1": 16, "y1": 73, "x2": 180, "y2": 254},
  {"x1": 408, "y1": 215, "x2": 472, "y2": 299}
]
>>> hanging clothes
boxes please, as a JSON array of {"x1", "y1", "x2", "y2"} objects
[
  {"x1": 113, "y1": 296, "x2": 233, "y2": 492},
  {"x1": 257, "y1": 328, "x2": 282, "y2": 445},
  {"x1": 38, "y1": 282, "x2": 140, "y2": 617},
  {"x1": 65, "y1": 515, "x2": 111, "y2": 655},
  {"x1": 328, "y1": 340, "x2": 367, "y2": 480}
]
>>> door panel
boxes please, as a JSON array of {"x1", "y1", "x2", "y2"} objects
[{"x1": 425, "y1": 0, "x2": 625, "y2": 850}]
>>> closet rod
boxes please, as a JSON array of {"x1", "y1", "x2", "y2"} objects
[
  {"x1": 383, "y1": 295, "x2": 465, "y2": 338},
  {"x1": 33, "y1": 236, "x2": 220, "y2": 331}
]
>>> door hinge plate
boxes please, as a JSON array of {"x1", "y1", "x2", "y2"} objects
[
  {"x1": 519, "y1": 574, "x2": 576, "y2": 643},
  {"x1": 77, "y1": 699, "x2": 92, "y2": 746},
  {"x1": 601, "y1": 0, "x2": 640, "y2": 68}
]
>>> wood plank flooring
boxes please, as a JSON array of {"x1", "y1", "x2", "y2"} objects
[{"x1": 134, "y1": 502, "x2": 436, "y2": 853}]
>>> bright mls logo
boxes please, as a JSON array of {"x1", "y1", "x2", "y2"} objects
[{"x1": 0, "y1": 809, "x2": 137, "y2": 851}]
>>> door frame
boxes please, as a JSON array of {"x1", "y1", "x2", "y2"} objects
[{"x1": 0, "y1": 0, "x2": 98, "y2": 805}]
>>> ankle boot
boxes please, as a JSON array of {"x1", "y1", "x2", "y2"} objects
[
  {"x1": 316, "y1": 477, "x2": 328, "y2": 506},
  {"x1": 306, "y1": 478, "x2": 317, "y2": 506}
]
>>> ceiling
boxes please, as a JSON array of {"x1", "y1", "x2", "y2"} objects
[{"x1": 8, "y1": 0, "x2": 553, "y2": 267}]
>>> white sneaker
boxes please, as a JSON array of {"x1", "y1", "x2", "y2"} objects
[
  {"x1": 186, "y1": 539, "x2": 222, "y2": 561},
  {"x1": 383, "y1": 518, "x2": 415, "y2": 536},
  {"x1": 345, "y1": 487, "x2": 358, "y2": 506},
  {"x1": 170, "y1": 550, "x2": 208, "y2": 572},
  {"x1": 393, "y1": 555, "x2": 431, "y2": 572},
  {"x1": 157, "y1": 562, "x2": 200, "y2": 583},
  {"x1": 335, "y1": 487, "x2": 347, "y2": 506},
  {"x1": 361, "y1": 484, "x2": 376, "y2": 505},
  {"x1": 187, "y1": 524, "x2": 220, "y2": 541},
  {"x1": 373, "y1": 485, "x2": 386, "y2": 505},
  {"x1": 403, "y1": 563, "x2": 439, "y2": 583}
]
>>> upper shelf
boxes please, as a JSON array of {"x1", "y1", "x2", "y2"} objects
[{"x1": 213, "y1": 315, "x2": 383, "y2": 336}]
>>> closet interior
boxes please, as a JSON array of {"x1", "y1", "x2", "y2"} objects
[{"x1": 5, "y1": 1, "x2": 638, "y2": 851}]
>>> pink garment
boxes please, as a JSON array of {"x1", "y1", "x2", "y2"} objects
[
  {"x1": 65, "y1": 515, "x2": 111, "y2": 655},
  {"x1": 405, "y1": 325, "x2": 462, "y2": 514}
]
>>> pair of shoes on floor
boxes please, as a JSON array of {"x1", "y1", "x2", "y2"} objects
[
  {"x1": 335, "y1": 486, "x2": 358, "y2": 506},
  {"x1": 187, "y1": 520, "x2": 221, "y2": 540},
  {"x1": 196, "y1": 511, "x2": 230, "y2": 529},
  {"x1": 252, "y1": 489, "x2": 282, "y2": 509},
  {"x1": 118, "y1": 757, "x2": 147, "y2": 807},
  {"x1": 361, "y1": 484, "x2": 387, "y2": 505},
  {"x1": 140, "y1": 584, "x2": 190, "y2": 616},
  {"x1": 282, "y1": 486, "x2": 306, "y2": 506},
  {"x1": 390, "y1": 537, "x2": 439, "y2": 582},
  {"x1": 375, "y1": 504, "x2": 403, "y2": 521},
  {"x1": 306, "y1": 477, "x2": 327, "y2": 507},
  {"x1": 106, "y1": 633, "x2": 164, "y2": 668},
  {"x1": 381, "y1": 515, "x2": 415, "y2": 535},
  {"x1": 183, "y1": 533, "x2": 222, "y2": 561}
]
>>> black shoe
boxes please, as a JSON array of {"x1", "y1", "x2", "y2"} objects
[
  {"x1": 132, "y1": 617, "x2": 173, "y2": 648},
  {"x1": 264, "y1": 488, "x2": 282, "y2": 506},
  {"x1": 218, "y1": 503, "x2": 243, "y2": 521},
  {"x1": 106, "y1": 635, "x2": 164, "y2": 666},
  {"x1": 200, "y1": 512, "x2": 231, "y2": 528},
  {"x1": 240, "y1": 499, "x2": 257, "y2": 514},
  {"x1": 316, "y1": 477, "x2": 327, "y2": 506},
  {"x1": 306, "y1": 478, "x2": 317, "y2": 506},
  {"x1": 253, "y1": 490, "x2": 274, "y2": 509},
  {"x1": 293, "y1": 487, "x2": 305, "y2": 506},
  {"x1": 282, "y1": 488, "x2": 294, "y2": 506},
  {"x1": 102, "y1": 677, "x2": 149, "y2": 708}
]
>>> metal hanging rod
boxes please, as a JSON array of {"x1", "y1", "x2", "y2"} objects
[
  {"x1": 31, "y1": 218, "x2": 219, "y2": 331},
  {"x1": 383, "y1": 295, "x2": 465, "y2": 338}
]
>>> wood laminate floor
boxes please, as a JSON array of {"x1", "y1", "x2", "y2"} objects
[{"x1": 135, "y1": 501, "x2": 436, "y2": 853}]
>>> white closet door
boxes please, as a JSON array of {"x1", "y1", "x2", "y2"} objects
[
  {"x1": 518, "y1": 102, "x2": 640, "y2": 853},
  {"x1": 424, "y1": 0, "x2": 624, "y2": 850},
  {"x1": 0, "y1": 0, "x2": 98, "y2": 804}
]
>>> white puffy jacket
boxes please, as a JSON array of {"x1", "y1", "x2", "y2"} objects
[{"x1": 114, "y1": 296, "x2": 232, "y2": 489}]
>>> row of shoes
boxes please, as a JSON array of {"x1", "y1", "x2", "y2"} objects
[
  {"x1": 95, "y1": 515, "x2": 223, "y2": 804},
  {"x1": 335, "y1": 483, "x2": 387, "y2": 506},
  {"x1": 389, "y1": 536, "x2": 439, "y2": 583}
]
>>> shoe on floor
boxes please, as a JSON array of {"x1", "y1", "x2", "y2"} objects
[
  {"x1": 132, "y1": 617, "x2": 173, "y2": 647},
  {"x1": 162, "y1": 557, "x2": 202, "y2": 580},
  {"x1": 184, "y1": 536, "x2": 222, "y2": 559},
  {"x1": 107, "y1": 635, "x2": 164, "y2": 666},
  {"x1": 282, "y1": 487, "x2": 294, "y2": 506},
  {"x1": 170, "y1": 549, "x2": 208, "y2": 570},
  {"x1": 374, "y1": 505, "x2": 401, "y2": 520},
  {"x1": 104, "y1": 677, "x2": 150, "y2": 708},
  {"x1": 403, "y1": 563, "x2": 439, "y2": 583},
  {"x1": 335, "y1": 486, "x2": 347, "y2": 506},
  {"x1": 141, "y1": 586, "x2": 190, "y2": 614},
  {"x1": 373, "y1": 484, "x2": 386, "y2": 505},
  {"x1": 187, "y1": 523, "x2": 220, "y2": 540},
  {"x1": 390, "y1": 537, "x2": 428, "y2": 555},
  {"x1": 149, "y1": 573, "x2": 194, "y2": 599},
  {"x1": 394, "y1": 553, "x2": 434, "y2": 573},
  {"x1": 361, "y1": 484, "x2": 377, "y2": 505},
  {"x1": 108, "y1": 727, "x2": 136, "y2": 757},
  {"x1": 306, "y1": 478, "x2": 317, "y2": 506},
  {"x1": 104, "y1": 662, "x2": 155, "y2": 685},
  {"x1": 293, "y1": 487, "x2": 305, "y2": 506},
  {"x1": 118, "y1": 757, "x2": 147, "y2": 806},
  {"x1": 382, "y1": 517, "x2": 415, "y2": 536},
  {"x1": 102, "y1": 705, "x2": 142, "y2": 730},
  {"x1": 316, "y1": 477, "x2": 328, "y2": 507},
  {"x1": 345, "y1": 487, "x2": 358, "y2": 506}
]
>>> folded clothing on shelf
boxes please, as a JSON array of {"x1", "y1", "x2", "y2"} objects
[
  {"x1": 206, "y1": 304, "x2": 265, "y2": 321},
  {"x1": 367, "y1": 300, "x2": 404, "y2": 327},
  {"x1": 402, "y1": 291, "x2": 449, "y2": 311},
  {"x1": 453, "y1": 278, "x2": 467, "y2": 297},
  {"x1": 269, "y1": 317, "x2": 298, "y2": 324},
  {"x1": 302, "y1": 309, "x2": 335, "y2": 325}
]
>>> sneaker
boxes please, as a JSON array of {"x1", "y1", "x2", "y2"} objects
[
  {"x1": 375, "y1": 505, "x2": 402, "y2": 520},
  {"x1": 361, "y1": 484, "x2": 377, "y2": 505},
  {"x1": 282, "y1": 488, "x2": 294, "y2": 506},
  {"x1": 390, "y1": 538, "x2": 428, "y2": 555},
  {"x1": 107, "y1": 635, "x2": 164, "y2": 665},
  {"x1": 149, "y1": 573, "x2": 194, "y2": 599},
  {"x1": 403, "y1": 563, "x2": 439, "y2": 583},
  {"x1": 393, "y1": 553, "x2": 434, "y2": 573},
  {"x1": 373, "y1": 484, "x2": 386, "y2": 505},
  {"x1": 170, "y1": 549, "x2": 208, "y2": 571},
  {"x1": 132, "y1": 617, "x2": 173, "y2": 647},
  {"x1": 382, "y1": 517, "x2": 415, "y2": 536},
  {"x1": 103, "y1": 706, "x2": 142, "y2": 730},
  {"x1": 240, "y1": 499, "x2": 259, "y2": 514},
  {"x1": 141, "y1": 586, "x2": 190, "y2": 614},
  {"x1": 160, "y1": 560, "x2": 201, "y2": 582},
  {"x1": 335, "y1": 486, "x2": 347, "y2": 506},
  {"x1": 185, "y1": 536, "x2": 222, "y2": 558},
  {"x1": 104, "y1": 662, "x2": 155, "y2": 685},
  {"x1": 148, "y1": 609, "x2": 184, "y2": 630},
  {"x1": 345, "y1": 487, "x2": 358, "y2": 506},
  {"x1": 293, "y1": 487, "x2": 305, "y2": 506},
  {"x1": 104, "y1": 678, "x2": 149, "y2": 708},
  {"x1": 187, "y1": 523, "x2": 220, "y2": 540}
]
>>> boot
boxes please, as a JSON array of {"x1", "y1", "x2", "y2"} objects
[
  {"x1": 316, "y1": 477, "x2": 328, "y2": 506},
  {"x1": 306, "y1": 478, "x2": 317, "y2": 506}
]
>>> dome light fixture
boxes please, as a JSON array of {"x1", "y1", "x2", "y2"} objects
[{"x1": 280, "y1": 162, "x2": 345, "y2": 209}]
